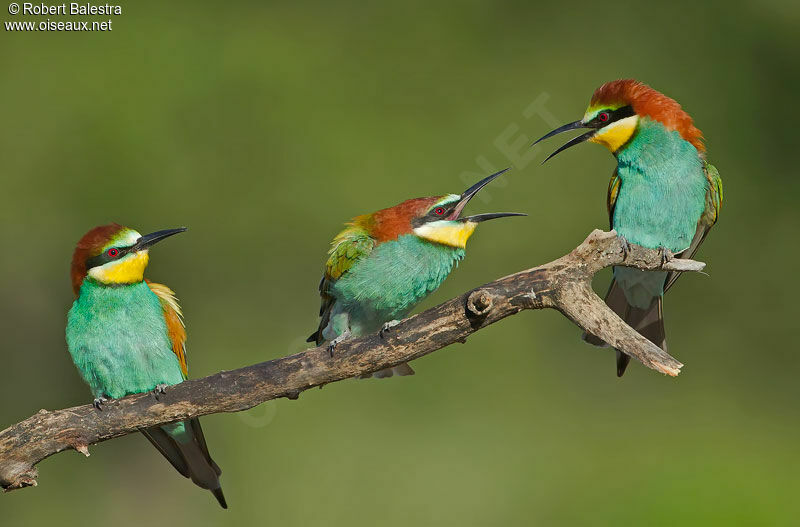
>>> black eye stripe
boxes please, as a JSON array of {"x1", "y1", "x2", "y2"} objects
[
  {"x1": 592, "y1": 105, "x2": 635, "y2": 128},
  {"x1": 85, "y1": 246, "x2": 133, "y2": 270},
  {"x1": 410, "y1": 204, "x2": 456, "y2": 226}
]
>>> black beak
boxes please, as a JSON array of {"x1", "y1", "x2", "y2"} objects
[
  {"x1": 132, "y1": 227, "x2": 187, "y2": 251},
  {"x1": 460, "y1": 212, "x2": 527, "y2": 223},
  {"x1": 448, "y1": 169, "x2": 526, "y2": 223},
  {"x1": 449, "y1": 168, "x2": 510, "y2": 219},
  {"x1": 532, "y1": 119, "x2": 595, "y2": 164}
]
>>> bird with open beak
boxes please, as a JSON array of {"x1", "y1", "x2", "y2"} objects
[
  {"x1": 307, "y1": 169, "x2": 525, "y2": 378},
  {"x1": 533, "y1": 79, "x2": 722, "y2": 376}
]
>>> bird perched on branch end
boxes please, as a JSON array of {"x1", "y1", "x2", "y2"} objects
[
  {"x1": 308, "y1": 169, "x2": 525, "y2": 378},
  {"x1": 66, "y1": 224, "x2": 227, "y2": 508},
  {"x1": 533, "y1": 79, "x2": 722, "y2": 376}
]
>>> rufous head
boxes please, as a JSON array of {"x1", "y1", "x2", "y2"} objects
[
  {"x1": 533, "y1": 79, "x2": 704, "y2": 160},
  {"x1": 70, "y1": 223, "x2": 186, "y2": 295},
  {"x1": 351, "y1": 169, "x2": 525, "y2": 249}
]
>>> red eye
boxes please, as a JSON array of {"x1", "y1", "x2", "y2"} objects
[
  {"x1": 434, "y1": 207, "x2": 446, "y2": 215},
  {"x1": 598, "y1": 112, "x2": 610, "y2": 122},
  {"x1": 107, "y1": 248, "x2": 119, "y2": 257}
]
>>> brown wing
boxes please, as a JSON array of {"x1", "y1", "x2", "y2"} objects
[
  {"x1": 664, "y1": 162, "x2": 723, "y2": 292},
  {"x1": 147, "y1": 280, "x2": 188, "y2": 379}
]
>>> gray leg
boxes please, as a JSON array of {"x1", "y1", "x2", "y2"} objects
[
  {"x1": 619, "y1": 235, "x2": 631, "y2": 261},
  {"x1": 93, "y1": 394, "x2": 110, "y2": 411},
  {"x1": 327, "y1": 329, "x2": 352, "y2": 357},
  {"x1": 152, "y1": 384, "x2": 168, "y2": 400},
  {"x1": 658, "y1": 246, "x2": 674, "y2": 267}
]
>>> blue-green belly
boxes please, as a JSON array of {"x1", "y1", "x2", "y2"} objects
[
  {"x1": 66, "y1": 280, "x2": 184, "y2": 399},
  {"x1": 329, "y1": 234, "x2": 464, "y2": 337},
  {"x1": 611, "y1": 119, "x2": 709, "y2": 306}
]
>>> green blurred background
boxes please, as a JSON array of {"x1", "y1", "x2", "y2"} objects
[{"x1": 1, "y1": 1, "x2": 798, "y2": 525}]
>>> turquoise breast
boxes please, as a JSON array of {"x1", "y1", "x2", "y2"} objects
[
  {"x1": 66, "y1": 280, "x2": 184, "y2": 399},
  {"x1": 332, "y1": 234, "x2": 464, "y2": 334},
  {"x1": 613, "y1": 119, "x2": 708, "y2": 252}
]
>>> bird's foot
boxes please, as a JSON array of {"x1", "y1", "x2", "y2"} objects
[
  {"x1": 380, "y1": 320, "x2": 401, "y2": 339},
  {"x1": 152, "y1": 384, "x2": 168, "y2": 400},
  {"x1": 92, "y1": 395, "x2": 110, "y2": 411},
  {"x1": 658, "y1": 246, "x2": 674, "y2": 267},
  {"x1": 619, "y1": 235, "x2": 631, "y2": 261},
  {"x1": 327, "y1": 330, "x2": 352, "y2": 358}
]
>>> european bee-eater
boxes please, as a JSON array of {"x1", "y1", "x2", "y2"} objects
[
  {"x1": 307, "y1": 169, "x2": 525, "y2": 378},
  {"x1": 66, "y1": 224, "x2": 226, "y2": 508},
  {"x1": 534, "y1": 79, "x2": 722, "y2": 376}
]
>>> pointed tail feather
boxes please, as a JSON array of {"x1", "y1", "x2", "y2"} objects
[
  {"x1": 140, "y1": 426, "x2": 190, "y2": 478},
  {"x1": 626, "y1": 299, "x2": 667, "y2": 351},
  {"x1": 582, "y1": 279, "x2": 666, "y2": 377},
  {"x1": 187, "y1": 417, "x2": 222, "y2": 476},
  {"x1": 141, "y1": 418, "x2": 227, "y2": 508},
  {"x1": 615, "y1": 350, "x2": 631, "y2": 377},
  {"x1": 615, "y1": 298, "x2": 666, "y2": 376}
]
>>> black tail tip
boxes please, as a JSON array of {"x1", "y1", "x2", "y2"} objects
[
  {"x1": 212, "y1": 487, "x2": 228, "y2": 509},
  {"x1": 616, "y1": 351, "x2": 631, "y2": 377}
]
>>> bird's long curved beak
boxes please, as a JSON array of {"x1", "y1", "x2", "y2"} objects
[
  {"x1": 449, "y1": 168, "x2": 509, "y2": 220},
  {"x1": 132, "y1": 227, "x2": 187, "y2": 251},
  {"x1": 532, "y1": 119, "x2": 595, "y2": 164},
  {"x1": 460, "y1": 212, "x2": 527, "y2": 223},
  {"x1": 449, "y1": 169, "x2": 526, "y2": 223}
]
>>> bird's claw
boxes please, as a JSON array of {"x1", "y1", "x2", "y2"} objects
[
  {"x1": 659, "y1": 246, "x2": 674, "y2": 267},
  {"x1": 619, "y1": 236, "x2": 631, "y2": 261},
  {"x1": 152, "y1": 384, "x2": 168, "y2": 400},
  {"x1": 380, "y1": 320, "x2": 401, "y2": 339},
  {"x1": 327, "y1": 331, "x2": 351, "y2": 358},
  {"x1": 93, "y1": 396, "x2": 109, "y2": 411}
]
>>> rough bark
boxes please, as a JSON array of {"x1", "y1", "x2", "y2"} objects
[{"x1": 0, "y1": 230, "x2": 705, "y2": 491}]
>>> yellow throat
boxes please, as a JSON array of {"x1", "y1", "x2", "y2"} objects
[
  {"x1": 589, "y1": 115, "x2": 639, "y2": 152},
  {"x1": 88, "y1": 250, "x2": 150, "y2": 285},
  {"x1": 413, "y1": 221, "x2": 477, "y2": 249}
]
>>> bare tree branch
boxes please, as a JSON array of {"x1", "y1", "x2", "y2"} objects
[{"x1": 0, "y1": 230, "x2": 705, "y2": 492}]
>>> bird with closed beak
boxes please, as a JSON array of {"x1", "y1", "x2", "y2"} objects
[{"x1": 66, "y1": 224, "x2": 227, "y2": 508}]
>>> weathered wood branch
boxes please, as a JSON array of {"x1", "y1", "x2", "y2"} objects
[{"x1": 0, "y1": 229, "x2": 705, "y2": 492}]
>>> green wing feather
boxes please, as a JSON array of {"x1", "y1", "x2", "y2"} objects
[
  {"x1": 665, "y1": 161, "x2": 722, "y2": 291},
  {"x1": 325, "y1": 225, "x2": 375, "y2": 281},
  {"x1": 307, "y1": 222, "x2": 376, "y2": 344}
]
